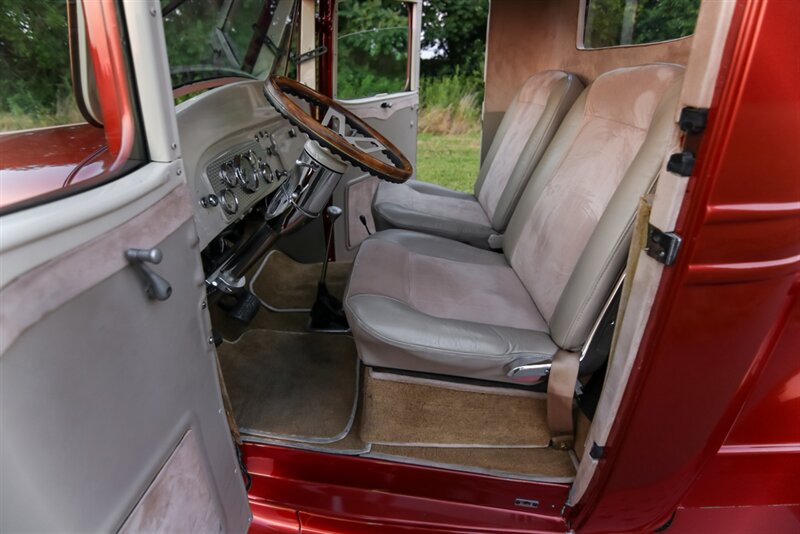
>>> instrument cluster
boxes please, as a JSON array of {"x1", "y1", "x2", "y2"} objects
[{"x1": 200, "y1": 130, "x2": 290, "y2": 222}]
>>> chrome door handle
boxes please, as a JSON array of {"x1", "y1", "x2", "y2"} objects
[{"x1": 126, "y1": 248, "x2": 172, "y2": 301}]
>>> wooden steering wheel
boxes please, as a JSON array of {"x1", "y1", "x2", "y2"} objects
[{"x1": 264, "y1": 75, "x2": 413, "y2": 183}]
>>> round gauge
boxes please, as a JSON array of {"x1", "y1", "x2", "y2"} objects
[
  {"x1": 218, "y1": 188, "x2": 239, "y2": 215},
  {"x1": 260, "y1": 160, "x2": 274, "y2": 183},
  {"x1": 234, "y1": 152, "x2": 260, "y2": 193},
  {"x1": 219, "y1": 163, "x2": 237, "y2": 187}
]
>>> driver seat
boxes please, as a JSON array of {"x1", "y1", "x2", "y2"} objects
[
  {"x1": 372, "y1": 71, "x2": 584, "y2": 249},
  {"x1": 344, "y1": 64, "x2": 684, "y2": 383}
]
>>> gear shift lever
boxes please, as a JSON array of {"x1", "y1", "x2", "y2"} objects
[
  {"x1": 309, "y1": 206, "x2": 349, "y2": 332},
  {"x1": 319, "y1": 206, "x2": 342, "y2": 285}
]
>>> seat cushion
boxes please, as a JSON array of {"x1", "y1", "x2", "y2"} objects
[
  {"x1": 372, "y1": 181, "x2": 495, "y2": 248},
  {"x1": 344, "y1": 230, "x2": 558, "y2": 383},
  {"x1": 372, "y1": 70, "x2": 583, "y2": 248}
]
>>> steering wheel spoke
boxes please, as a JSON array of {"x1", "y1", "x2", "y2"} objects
[{"x1": 264, "y1": 75, "x2": 413, "y2": 183}]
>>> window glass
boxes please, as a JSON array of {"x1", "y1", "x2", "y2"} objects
[
  {"x1": 0, "y1": 2, "x2": 142, "y2": 213},
  {"x1": 162, "y1": 0, "x2": 297, "y2": 89},
  {"x1": 0, "y1": 3, "x2": 81, "y2": 130},
  {"x1": 337, "y1": 0, "x2": 409, "y2": 100},
  {"x1": 582, "y1": 0, "x2": 700, "y2": 49}
]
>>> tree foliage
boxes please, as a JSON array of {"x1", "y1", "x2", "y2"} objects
[
  {"x1": 0, "y1": 0, "x2": 72, "y2": 115},
  {"x1": 337, "y1": 0, "x2": 409, "y2": 99},
  {"x1": 337, "y1": 0, "x2": 488, "y2": 99},
  {"x1": 420, "y1": 0, "x2": 488, "y2": 78}
]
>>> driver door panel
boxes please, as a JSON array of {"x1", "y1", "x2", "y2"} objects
[{"x1": 0, "y1": 184, "x2": 250, "y2": 532}]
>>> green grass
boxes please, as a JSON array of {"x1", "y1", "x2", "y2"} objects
[
  {"x1": 416, "y1": 132, "x2": 481, "y2": 193},
  {"x1": 0, "y1": 94, "x2": 84, "y2": 132}
]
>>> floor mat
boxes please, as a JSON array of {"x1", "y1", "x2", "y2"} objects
[
  {"x1": 212, "y1": 251, "x2": 354, "y2": 340},
  {"x1": 250, "y1": 250, "x2": 352, "y2": 310},
  {"x1": 360, "y1": 371, "x2": 551, "y2": 447},
  {"x1": 218, "y1": 329, "x2": 358, "y2": 443},
  {"x1": 369, "y1": 445, "x2": 575, "y2": 479}
]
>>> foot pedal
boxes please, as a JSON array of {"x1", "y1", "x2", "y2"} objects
[
  {"x1": 223, "y1": 290, "x2": 261, "y2": 325},
  {"x1": 309, "y1": 283, "x2": 350, "y2": 333}
]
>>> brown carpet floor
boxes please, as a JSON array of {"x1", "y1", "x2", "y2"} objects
[
  {"x1": 360, "y1": 371, "x2": 551, "y2": 447},
  {"x1": 212, "y1": 252, "x2": 574, "y2": 477},
  {"x1": 369, "y1": 445, "x2": 575, "y2": 478},
  {"x1": 252, "y1": 250, "x2": 352, "y2": 310},
  {"x1": 211, "y1": 251, "x2": 353, "y2": 340},
  {"x1": 217, "y1": 330, "x2": 358, "y2": 442}
]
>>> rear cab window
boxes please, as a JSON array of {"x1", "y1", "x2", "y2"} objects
[{"x1": 580, "y1": 0, "x2": 701, "y2": 48}]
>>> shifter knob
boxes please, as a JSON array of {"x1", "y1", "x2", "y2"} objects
[{"x1": 326, "y1": 205, "x2": 343, "y2": 222}]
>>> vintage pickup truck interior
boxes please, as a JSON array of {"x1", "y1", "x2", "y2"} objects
[{"x1": 1, "y1": 0, "x2": 798, "y2": 532}]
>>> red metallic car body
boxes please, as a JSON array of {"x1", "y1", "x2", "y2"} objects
[{"x1": 1, "y1": 0, "x2": 797, "y2": 531}]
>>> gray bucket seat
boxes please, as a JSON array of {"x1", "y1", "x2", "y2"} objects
[
  {"x1": 345, "y1": 64, "x2": 685, "y2": 383},
  {"x1": 372, "y1": 71, "x2": 584, "y2": 248}
]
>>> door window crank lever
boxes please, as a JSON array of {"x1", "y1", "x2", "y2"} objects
[{"x1": 126, "y1": 248, "x2": 172, "y2": 301}]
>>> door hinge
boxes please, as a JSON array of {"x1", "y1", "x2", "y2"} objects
[
  {"x1": 291, "y1": 45, "x2": 328, "y2": 65},
  {"x1": 646, "y1": 224, "x2": 682, "y2": 266},
  {"x1": 589, "y1": 441, "x2": 605, "y2": 460},
  {"x1": 678, "y1": 106, "x2": 708, "y2": 134},
  {"x1": 667, "y1": 151, "x2": 696, "y2": 177}
]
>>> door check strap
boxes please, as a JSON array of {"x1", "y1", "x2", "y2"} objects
[{"x1": 547, "y1": 349, "x2": 581, "y2": 449}]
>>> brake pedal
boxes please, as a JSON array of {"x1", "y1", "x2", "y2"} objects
[{"x1": 224, "y1": 290, "x2": 261, "y2": 325}]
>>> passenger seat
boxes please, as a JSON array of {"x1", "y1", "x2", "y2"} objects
[
  {"x1": 345, "y1": 64, "x2": 685, "y2": 384},
  {"x1": 372, "y1": 71, "x2": 584, "y2": 249}
]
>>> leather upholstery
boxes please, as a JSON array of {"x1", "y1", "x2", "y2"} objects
[
  {"x1": 504, "y1": 64, "x2": 685, "y2": 349},
  {"x1": 372, "y1": 71, "x2": 583, "y2": 248},
  {"x1": 371, "y1": 181, "x2": 494, "y2": 247},
  {"x1": 346, "y1": 64, "x2": 685, "y2": 382},
  {"x1": 346, "y1": 230, "x2": 558, "y2": 381}
]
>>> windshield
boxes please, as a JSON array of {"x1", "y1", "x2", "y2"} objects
[{"x1": 161, "y1": 0, "x2": 298, "y2": 89}]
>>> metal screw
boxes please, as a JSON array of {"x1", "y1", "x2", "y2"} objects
[
  {"x1": 177, "y1": 168, "x2": 182, "y2": 175},
  {"x1": 208, "y1": 336, "x2": 215, "y2": 345},
  {"x1": 171, "y1": 142, "x2": 177, "y2": 150},
  {"x1": 201, "y1": 300, "x2": 207, "y2": 309},
  {"x1": 149, "y1": 7, "x2": 156, "y2": 16}
]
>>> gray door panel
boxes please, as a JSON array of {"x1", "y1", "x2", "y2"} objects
[{"x1": 0, "y1": 196, "x2": 249, "y2": 531}]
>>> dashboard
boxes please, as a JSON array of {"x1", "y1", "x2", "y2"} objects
[{"x1": 175, "y1": 80, "x2": 308, "y2": 250}]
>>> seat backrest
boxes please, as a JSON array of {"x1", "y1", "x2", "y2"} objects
[
  {"x1": 503, "y1": 64, "x2": 685, "y2": 350},
  {"x1": 474, "y1": 71, "x2": 583, "y2": 231}
]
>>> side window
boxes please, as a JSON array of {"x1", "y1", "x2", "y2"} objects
[
  {"x1": 336, "y1": 0, "x2": 410, "y2": 100},
  {"x1": 581, "y1": 0, "x2": 701, "y2": 49},
  {"x1": 0, "y1": 2, "x2": 142, "y2": 214},
  {"x1": 0, "y1": 4, "x2": 80, "y2": 131}
]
